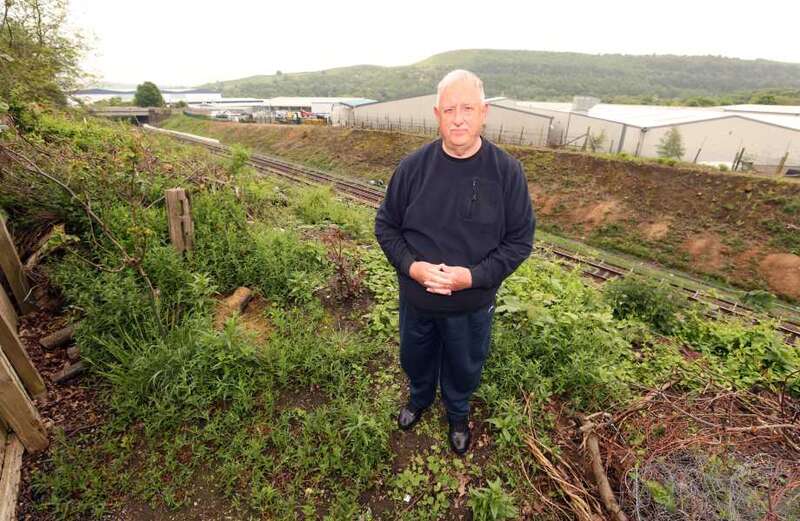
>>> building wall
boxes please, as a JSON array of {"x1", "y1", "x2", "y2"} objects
[
  {"x1": 483, "y1": 105, "x2": 552, "y2": 146},
  {"x1": 557, "y1": 112, "x2": 628, "y2": 152},
  {"x1": 352, "y1": 94, "x2": 439, "y2": 129},
  {"x1": 640, "y1": 117, "x2": 800, "y2": 166}
]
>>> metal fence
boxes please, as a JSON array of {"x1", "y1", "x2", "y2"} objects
[{"x1": 340, "y1": 115, "x2": 550, "y2": 147}]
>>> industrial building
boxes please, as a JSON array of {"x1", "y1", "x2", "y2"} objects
[
  {"x1": 187, "y1": 96, "x2": 375, "y2": 121},
  {"x1": 491, "y1": 98, "x2": 800, "y2": 171},
  {"x1": 332, "y1": 94, "x2": 555, "y2": 146},
  {"x1": 329, "y1": 91, "x2": 799, "y2": 171}
]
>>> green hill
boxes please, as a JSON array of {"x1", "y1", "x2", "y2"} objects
[{"x1": 202, "y1": 49, "x2": 800, "y2": 104}]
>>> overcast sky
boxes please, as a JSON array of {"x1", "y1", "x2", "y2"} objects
[{"x1": 68, "y1": 0, "x2": 800, "y2": 88}]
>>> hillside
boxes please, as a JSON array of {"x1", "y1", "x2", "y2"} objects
[
  {"x1": 161, "y1": 114, "x2": 800, "y2": 302},
  {"x1": 203, "y1": 49, "x2": 800, "y2": 103}
]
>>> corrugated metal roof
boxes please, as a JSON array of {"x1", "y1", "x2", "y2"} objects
[
  {"x1": 722, "y1": 105, "x2": 800, "y2": 116},
  {"x1": 500, "y1": 100, "x2": 800, "y2": 131},
  {"x1": 740, "y1": 113, "x2": 800, "y2": 131}
]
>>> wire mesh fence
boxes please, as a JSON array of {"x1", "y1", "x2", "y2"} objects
[{"x1": 339, "y1": 115, "x2": 550, "y2": 147}]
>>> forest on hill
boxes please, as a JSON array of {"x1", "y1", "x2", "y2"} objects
[{"x1": 204, "y1": 49, "x2": 800, "y2": 104}]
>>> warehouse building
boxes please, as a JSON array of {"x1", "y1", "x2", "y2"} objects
[
  {"x1": 495, "y1": 98, "x2": 800, "y2": 171},
  {"x1": 332, "y1": 94, "x2": 555, "y2": 146}
]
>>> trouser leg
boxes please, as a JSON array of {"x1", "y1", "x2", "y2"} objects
[
  {"x1": 399, "y1": 296, "x2": 441, "y2": 411},
  {"x1": 437, "y1": 303, "x2": 494, "y2": 422}
]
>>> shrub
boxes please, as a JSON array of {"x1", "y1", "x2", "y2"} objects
[{"x1": 603, "y1": 276, "x2": 685, "y2": 334}]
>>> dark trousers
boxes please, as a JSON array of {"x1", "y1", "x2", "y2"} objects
[{"x1": 399, "y1": 295, "x2": 495, "y2": 422}]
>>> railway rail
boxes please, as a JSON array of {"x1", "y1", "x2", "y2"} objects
[{"x1": 145, "y1": 125, "x2": 800, "y2": 347}]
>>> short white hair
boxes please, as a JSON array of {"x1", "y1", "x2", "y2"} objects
[{"x1": 435, "y1": 69, "x2": 485, "y2": 108}]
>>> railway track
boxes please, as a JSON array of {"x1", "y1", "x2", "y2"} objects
[{"x1": 146, "y1": 126, "x2": 800, "y2": 347}]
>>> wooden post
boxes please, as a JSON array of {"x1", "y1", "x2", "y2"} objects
[
  {"x1": 518, "y1": 127, "x2": 525, "y2": 145},
  {"x1": 582, "y1": 127, "x2": 592, "y2": 152},
  {"x1": 0, "y1": 432, "x2": 24, "y2": 520},
  {"x1": 497, "y1": 124, "x2": 504, "y2": 143},
  {"x1": 775, "y1": 152, "x2": 789, "y2": 176},
  {"x1": 0, "y1": 347, "x2": 48, "y2": 452},
  {"x1": 0, "y1": 306, "x2": 45, "y2": 398},
  {"x1": 0, "y1": 217, "x2": 33, "y2": 314},
  {"x1": 165, "y1": 189, "x2": 194, "y2": 254},
  {"x1": 0, "y1": 286, "x2": 15, "y2": 333}
]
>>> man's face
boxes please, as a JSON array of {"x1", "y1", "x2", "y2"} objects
[{"x1": 434, "y1": 80, "x2": 488, "y2": 152}]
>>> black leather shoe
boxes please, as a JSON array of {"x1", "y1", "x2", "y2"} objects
[
  {"x1": 448, "y1": 418, "x2": 471, "y2": 455},
  {"x1": 397, "y1": 404, "x2": 426, "y2": 431}
]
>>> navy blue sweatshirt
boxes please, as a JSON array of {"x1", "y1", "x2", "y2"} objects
[{"x1": 374, "y1": 137, "x2": 536, "y2": 314}]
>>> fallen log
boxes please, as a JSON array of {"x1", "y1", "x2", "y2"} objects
[
  {"x1": 213, "y1": 287, "x2": 253, "y2": 329},
  {"x1": 40, "y1": 324, "x2": 75, "y2": 351},
  {"x1": 52, "y1": 361, "x2": 86, "y2": 384}
]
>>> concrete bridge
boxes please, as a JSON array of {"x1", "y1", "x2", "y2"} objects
[{"x1": 88, "y1": 107, "x2": 171, "y2": 125}]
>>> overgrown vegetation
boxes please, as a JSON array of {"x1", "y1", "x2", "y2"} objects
[{"x1": 1, "y1": 105, "x2": 798, "y2": 520}]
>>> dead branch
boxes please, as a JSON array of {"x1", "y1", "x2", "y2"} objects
[
  {"x1": 524, "y1": 433, "x2": 603, "y2": 521},
  {"x1": 583, "y1": 424, "x2": 629, "y2": 521}
]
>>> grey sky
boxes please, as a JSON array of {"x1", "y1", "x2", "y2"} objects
[{"x1": 69, "y1": 0, "x2": 800, "y2": 88}]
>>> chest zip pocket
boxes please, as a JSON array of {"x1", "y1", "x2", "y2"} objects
[{"x1": 467, "y1": 177, "x2": 479, "y2": 218}]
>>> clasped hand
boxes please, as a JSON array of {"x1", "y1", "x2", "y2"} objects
[{"x1": 409, "y1": 261, "x2": 472, "y2": 296}]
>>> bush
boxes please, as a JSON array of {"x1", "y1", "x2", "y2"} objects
[{"x1": 603, "y1": 276, "x2": 685, "y2": 335}]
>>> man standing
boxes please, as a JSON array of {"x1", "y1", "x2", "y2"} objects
[{"x1": 374, "y1": 70, "x2": 536, "y2": 454}]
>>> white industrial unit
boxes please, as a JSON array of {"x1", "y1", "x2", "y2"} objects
[
  {"x1": 497, "y1": 99, "x2": 800, "y2": 168},
  {"x1": 336, "y1": 94, "x2": 554, "y2": 146}
]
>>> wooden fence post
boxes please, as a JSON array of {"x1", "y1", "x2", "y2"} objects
[
  {"x1": 0, "y1": 217, "x2": 33, "y2": 314},
  {"x1": 0, "y1": 346, "x2": 47, "y2": 452},
  {"x1": 0, "y1": 305, "x2": 45, "y2": 398},
  {"x1": 165, "y1": 189, "x2": 194, "y2": 254},
  {"x1": 0, "y1": 286, "x2": 15, "y2": 333},
  {"x1": 775, "y1": 152, "x2": 789, "y2": 176},
  {"x1": 0, "y1": 428, "x2": 24, "y2": 521}
]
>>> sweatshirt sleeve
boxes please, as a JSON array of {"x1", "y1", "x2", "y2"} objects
[
  {"x1": 374, "y1": 163, "x2": 417, "y2": 277},
  {"x1": 469, "y1": 160, "x2": 535, "y2": 289}
]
